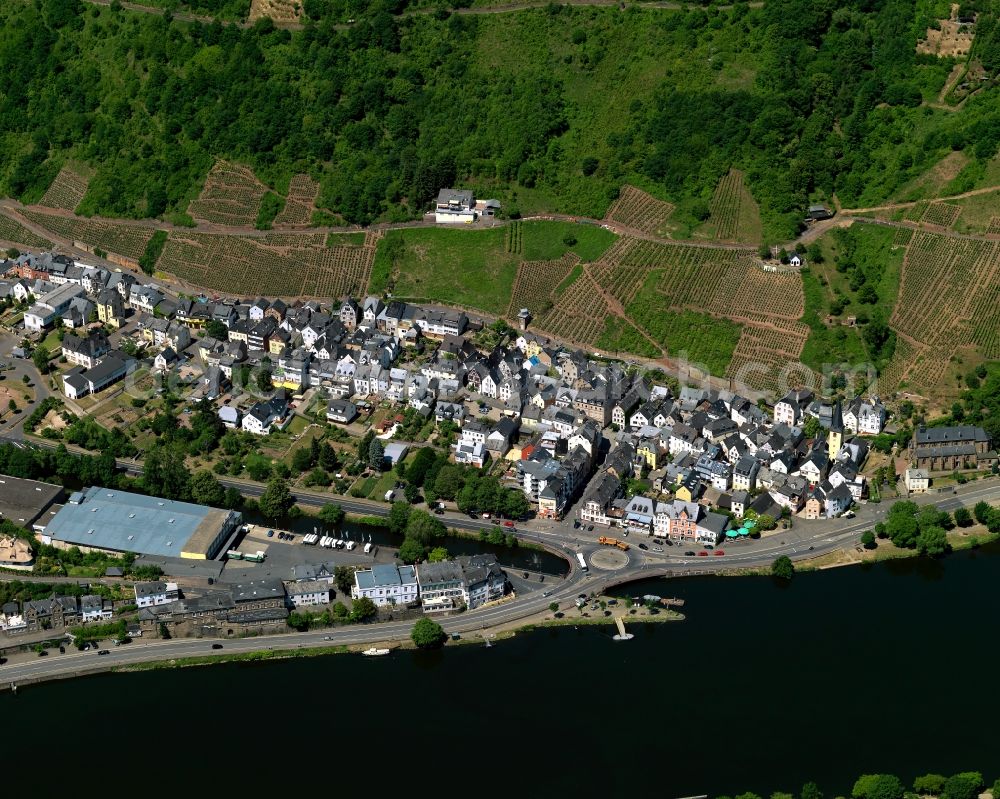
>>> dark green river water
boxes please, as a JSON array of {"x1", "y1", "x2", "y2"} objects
[{"x1": 4, "y1": 543, "x2": 999, "y2": 796}]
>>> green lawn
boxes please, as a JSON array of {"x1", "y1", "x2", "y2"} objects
[
  {"x1": 326, "y1": 232, "x2": 366, "y2": 247},
  {"x1": 519, "y1": 221, "x2": 617, "y2": 262},
  {"x1": 367, "y1": 472, "x2": 397, "y2": 501},
  {"x1": 626, "y1": 275, "x2": 741, "y2": 374},
  {"x1": 373, "y1": 226, "x2": 517, "y2": 314},
  {"x1": 370, "y1": 221, "x2": 617, "y2": 315},
  {"x1": 594, "y1": 317, "x2": 660, "y2": 359}
]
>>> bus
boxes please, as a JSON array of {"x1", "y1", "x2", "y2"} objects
[{"x1": 576, "y1": 552, "x2": 588, "y2": 571}]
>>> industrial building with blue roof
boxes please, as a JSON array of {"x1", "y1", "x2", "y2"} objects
[{"x1": 42, "y1": 486, "x2": 242, "y2": 560}]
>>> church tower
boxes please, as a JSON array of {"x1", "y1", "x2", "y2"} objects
[{"x1": 828, "y1": 399, "x2": 844, "y2": 462}]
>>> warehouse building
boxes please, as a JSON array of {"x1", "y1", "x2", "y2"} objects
[
  {"x1": 0, "y1": 474, "x2": 66, "y2": 529},
  {"x1": 40, "y1": 486, "x2": 241, "y2": 560}
]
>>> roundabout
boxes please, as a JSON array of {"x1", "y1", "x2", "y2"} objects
[{"x1": 588, "y1": 547, "x2": 630, "y2": 571}]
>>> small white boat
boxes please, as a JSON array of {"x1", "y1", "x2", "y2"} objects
[{"x1": 361, "y1": 647, "x2": 390, "y2": 657}]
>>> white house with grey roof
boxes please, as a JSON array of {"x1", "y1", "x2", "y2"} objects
[
  {"x1": 352, "y1": 564, "x2": 418, "y2": 607},
  {"x1": 434, "y1": 188, "x2": 475, "y2": 223},
  {"x1": 134, "y1": 581, "x2": 180, "y2": 608},
  {"x1": 285, "y1": 580, "x2": 331, "y2": 608}
]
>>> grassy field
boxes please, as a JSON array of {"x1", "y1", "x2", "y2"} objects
[
  {"x1": 798, "y1": 267, "x2": 869, "y2": 372},
  {"x1": 809, "y1": 225, "x2": 904, "y2": 322},
  {"x1": 371, "y1": 221, "x2": 616, "y2": 315},
  {"x1": 519, "y1": 221, "x2": 617, "y2": 261},
  {"x1": 594, "y1": 317, "x2": 660, "y2": 359},
  {"x1": 626, "y1": 280, "x2": 742, "y2": 375}
]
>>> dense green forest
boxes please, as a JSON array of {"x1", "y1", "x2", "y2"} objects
[{"x1": 3, "y1": 0, "x2": 1000, "y2": 236}]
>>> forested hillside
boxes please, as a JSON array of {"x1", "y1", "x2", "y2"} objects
[{"x1": 3, "y1": 0, "x2": 1000, "y2": 238}]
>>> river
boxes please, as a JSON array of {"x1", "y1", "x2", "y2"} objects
[{"x1": 4, "y1": 545, "x2": 999, "y2": 795}]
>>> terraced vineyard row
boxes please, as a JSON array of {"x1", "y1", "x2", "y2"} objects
[
  {"x1": 920, "y1": 202, "x2": 962, "y2": 228},
  {"x1": 188, "y1": 160, "x2": 267, "y2": 226},
  {"x1": 158, "y1": 231, "x2": 376, "y2": 298},
  {"x1": 21, "y1": 211, "x2": 154, "y2": 259},
  {"x1": 248, "y1": 232, "x2": 327, "y2": 248},
  {"x1": 0, "y1": 213, "x2": 53, "y2": 249},
  {"x1": 506, "y1": 252, "x2": 580, "y2": 318},
  {"x1": 891, "y1": 231, "x2": 1000, "y2": 347},
  {"x1": 273, "y1": 174, "x2": 319, "y2": 227},
  {"x1": 705, "y1": 169, "x2": 763, "y2": 244},
  {"x1": 713, "y1": 263, "x2": 805, "y2": 320},
  {"x1": 876, "y1": 337, "x2": 919, "y2": 394},
  {"x1": 988, "y1": 216, "x2": 1000, "y2": 235},
  {"x1": 604, "y1": 185, "x2": 675, "y2": 236},
  {"x1": 724, "y1": 316, "x2": 812, "y2": 393},
  {"x1": 38, "y1": 165, "x2": 90, "y2": 211},
  {"x1": 534, "y1": 270, "x2": 612, "y2": 346}
]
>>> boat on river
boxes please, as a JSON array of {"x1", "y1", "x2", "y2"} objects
[{"x1": 361, "y1": 647, "x2": 390, "y2": 657}]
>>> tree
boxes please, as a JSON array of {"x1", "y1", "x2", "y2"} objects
[
  {"x1": 886, "y1": 512, "x2": 919, "y2": 549},
  {"x1": 287, "y1": 611, "x2": 312, "y2": 631},
  {"x1": 158, "y1": 622, "x2": 171, "y2": 640},
  {"x1": 912, "y1": 775, "x2": 946, "y2": 795},
  {"x1": 190, "y1": 470, "x2": 225, "y2": 507},
  {"x1": 398, "y1": 537, "x2": 425, "y2": 563},
  {"x1": 368, "y1": 438, "x2": 385, "y2": 471},
  {"x1": 205, "y1": 320, "x2": 228, "y2": 340},
  {"x1": 387, "y1": 501, "x2": 412, "y2": 535},
  {"x1": 852, "y1": 774, "x2": 904, "y2": 799},
  {"x1": 942, "y1": 773, "x2": 983, "y2": 799},
  {"x1": 349, "y1": 596, "x2": 377, "y2": 622},
  {"x1": 32, "y1": 344, "x2": 51, "y2": 374},
  {"x1": 319, "y1": 442, "x2": 338, "y2": 471},
  {"x1": 916, "y1": 525, "x2": 949, "y2": 556},
  {"x1": 800, "y1": 783, "x2": 823, "y2": 799},
  {"x1": 757, "y1": 514, "x2": 777, "y2": 531},
  {"x1": 406, "y1": 509, "x2": 446, "y2": 547},
  {"x1": 860, "y1": 530, "x2": 876, "y2": 549},
  {"x1": 223, "y1": 487, "x2": 243, "y2": 509},
  {"x1": 318, "y1": 503, "x2": 345, "y2": 525},
  {"x1": 771, "y1": 555, "x2": 794, "y2": 580},
  {"x1": 334, "y1": 565, "x2": 356, "y2": 595},
  {"x1": 802, "y1": 415, "x2": 823, "y2": 439},
  {"x1": 291, "y1": 446, "x2": 314, "y2": 473},
  {"x1": 973, "y1": 501, "x2": 992, "y2": 525},
  {"x1": 259, "y1": 477, "x2": 294, "y2": 519},
  {"x1": 411, "y1": 617, "x2": 447, "y2": 648},
  {"x1": 549, "y1": 601, "x2": 559, "y2": 613},
  {"x1": 7, "y1": 398, "x2": 16, "y2": 413},
  {"x1": 404, "y1": 483, "x2": 421, "y2": 504},
  {"x1": 953, "y1": 507, "x2": 973, "y2": 527},
  {"x1": 428, "y1": 546, "x2": 449, "y2": 562},
  {"x1": 503, "y1": 489, "x2": 531, "y2": 520}
]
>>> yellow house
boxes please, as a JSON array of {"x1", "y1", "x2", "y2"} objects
[
  {"x1": 675, "y1": 484, "x2": 693, "y2": 502},
  {"x1": 637, "y1": 441, "x2": 658, "y2": 470},
  {"x1": 95, "y1": 292, "x2": 124, "y2": 329}
]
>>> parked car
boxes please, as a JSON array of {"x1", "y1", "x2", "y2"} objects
[
  {"x1": 653, "y1": 547, "x2": 663, "y2": 553},
  {"x1": 266, "y1": 530, "x2": 274, "y2": 538},
  {"x1": 697, "y1": 551, "x2": 708, "y2": 556},
  {"x1": 97, "y1": 649, "x2": 110, "y2": 655},
  {"x1": 211, "y1": 643, "x2": 224, "y2": 650},
  {"x1": 638, "y1": 543, "x2": 648, "y2": 550},
  {"x1": 503, "y1": 521, "x2": 515, "y2": 528},
  {"x1": 434, "y1": 508, "x2": 445, "y2": 515},
  {"x1": 587, "y1": 525, "x2": 594, "y2": 532},
  {"x1": 714, "y1": 550, "x2": 725, "y2": 556},
  {"x1": 684, "y1": 551, "x2": 695, "y2": 556}
]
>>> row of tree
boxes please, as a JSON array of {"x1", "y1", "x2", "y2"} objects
[{"x1": 721, "y1": 771, "x2": 997, "y2": 799}]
